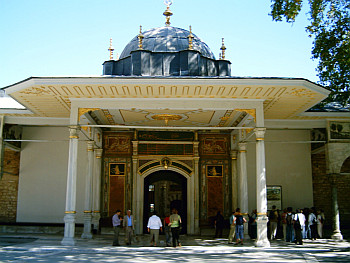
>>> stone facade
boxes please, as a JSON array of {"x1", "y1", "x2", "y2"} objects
[
  {"x1": 0, "y1": 148, "x2": 20, "y2": 222},
  {"x1": 312, "y1": 151, "x2": 350, "y2": 227}
]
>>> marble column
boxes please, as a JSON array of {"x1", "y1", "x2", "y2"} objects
[
  {"x1": 230, "y1": 150, "x2": 238, "y2": 212},
  {"x1": 92, "y1": 148, "x2": 103, "y2": 234},
  {"x1": 193, "y1": 136, "x2": 200, "y2": 234},
  {"x1": 61, "y1": 126, "x2": 80, "y2": 246},
  {"x1": 81, "y1": 141, "x2": 94, "y2": 239},
  {"x1": 331, "y1": 174, "x2": 343, "y2": 240},
  {"x1": 238, "y1": 143, "x2": 248, "y2": 236},
  {"x1": 132, "y1": 141, "x2": 140, "y2": 234},
  {"x1": 254, "y1": 128, "x2": 270, "y2": 247}
]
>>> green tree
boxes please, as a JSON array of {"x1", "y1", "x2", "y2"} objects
[{"x1": 270, "y1": 0, "x2": 350, "y2": 107}]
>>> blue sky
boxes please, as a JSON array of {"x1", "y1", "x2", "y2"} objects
[{"x1": 0, "y1": 0, "x2": 318, "y2": 90}]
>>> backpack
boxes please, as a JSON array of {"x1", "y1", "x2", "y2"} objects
[
  {"x1": 293, "y1": 214, "x2": 301, "y2": 230},
  {"x1": 269, "y1": 210, "x2": 276, "y2": 220},
  {"x1": 286, "y1": 213, "x2": 293, "y2": 225},
  {"x1": 236, "y1": 215, "x2": 244, "y2": 225}
]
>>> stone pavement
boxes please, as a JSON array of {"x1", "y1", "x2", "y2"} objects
[{"x1": 0, "y1": 234, "x2": 349, "y2": 262}]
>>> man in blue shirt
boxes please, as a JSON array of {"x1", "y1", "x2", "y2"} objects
[
  {"x1": 123, "y1": 210, "x2": 135, "y2": 245},
  {"x1": 112, "y1": 209, "x2": 123, "y2": 246}
]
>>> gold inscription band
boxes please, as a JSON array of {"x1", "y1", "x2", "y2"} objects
[
  {"x1": 69, "y1": 136, "x2": 79, "y2": 139},
  {"x1": 239, "y1": 150, "x2": 246, "y2": 153},
  {"x1": 65, "y1": 211, "x2": 76, "y2": 214},
  {"x1": 256, "y1": 138, "x2": 264, "y2": 141},
  {"x1": 83, "y1": 210, "x2": 92, "y2": 213},
  {"x1": 257, "y1": 212, "x2": 267, "y2": 216}
]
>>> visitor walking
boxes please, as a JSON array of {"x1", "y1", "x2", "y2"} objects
[{"x1": 147, "y1": 211, "x2": 162, "y2": 246}]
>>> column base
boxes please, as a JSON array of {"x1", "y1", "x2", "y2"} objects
[
  {"x1": 92, "y1": 212, "x2": 101, "y2": 234},
  {"x1": 254, "y1": 238, "x2": 270, "y2": 247},
  {"x1": 81, "y1": 213, "x2": 93, "y2": 239},
  {"x1": 61, "y1": 237, "x2": 76, "y2": 246},
  {"x1": 61, "y1": 213, "x2": 76, "y2": 246},
  {"x1": 255, "y1": 215, "x2": 270, "y2": 247},
  {"x1": 331, "y1": 231, "x2": 343, "y2": 240},
  {"x1": 81, "y1": 232, "x2": 93, "y2": 239}
]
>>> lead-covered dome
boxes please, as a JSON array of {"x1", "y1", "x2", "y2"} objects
[{"x1": 119, "y1": 26, "x2": 216, "y2": 60}]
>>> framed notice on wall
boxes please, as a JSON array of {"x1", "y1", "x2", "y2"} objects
[
  {"x1": 206, "y1": 165, "x2": 223, "y2": 177},
  {"x1": 266, "y1": 185, "x2": 282, "y2": 210},
  {"x1": 109, "y1": 163, "x2": 125, "y2": 176}
]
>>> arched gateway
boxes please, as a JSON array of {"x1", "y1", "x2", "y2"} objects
[
  {"x1": 143, "y1": 170, "x2": 187, "y2": 234},
  {"x1": 135, "y1": 163, "x2": 196, "y2": 235}
]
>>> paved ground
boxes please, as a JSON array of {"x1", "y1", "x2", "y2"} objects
[{"x1": 0, "y1": 234, "x2": 349, "y2": 262}]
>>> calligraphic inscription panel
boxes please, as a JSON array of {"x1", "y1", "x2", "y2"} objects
[
  {"x1": 199, "y1": 134, "x2": 229, "y2": 157},
  {"x1": 104, "y1": 132, "x2": 133, "y2": 156}
]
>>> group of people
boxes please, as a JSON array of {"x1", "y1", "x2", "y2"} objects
[
  {"x1": 112, "y1": 208, "x2": 182, "y2": 248},
  {"x1": 215, "y1": 208, "x2": 247, "y2": 245},
  {"x1": 268, "y1": 205, "x2": 325, "y2": 245},
  {"x1": 216, "y1": 205, "x2": 325, "y2": 246},
  {"x1": 113, "y1": 205, "x2": 326, "y2": 247}
]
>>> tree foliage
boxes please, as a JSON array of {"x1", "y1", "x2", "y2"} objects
[{"x1": 270, "y1": 0, "x2": 350, "y2": 106}]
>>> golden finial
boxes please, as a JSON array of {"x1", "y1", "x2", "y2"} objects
[
  {"x1": 220, "y1": 38, "x2": 226, "y2": 60},
  {"x1": 138, "y1": 25, "x2": 144, "y2": 50},
  {"x1": 108, "y1": 38, "x2": 114, "y2": 60},
  {"x1": 219, "y1": 53, "x2": 222, "y2": 60},
  {"x1": 163, "y1": 0, "x2": 173, "y2": 26},
  {"x1": 187, "y1": 25, "x2": 194, "y2": 50}
]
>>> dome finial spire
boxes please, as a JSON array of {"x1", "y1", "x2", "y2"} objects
[
  {"x1": 220, "y1": 38, "x2": 226, "y2": 60},
  {"x1": 138, "y1": 25, "x2": 144, "y2": 50},
  {"x1": 108, "y1": 38, "x2": 114, "y2": 60},
  {"x1": 187, "y1": 25, "x2": 194, "y2": 50},
  {"x1": 163, "y1": 0, "x2": 173, "y2": 26}
]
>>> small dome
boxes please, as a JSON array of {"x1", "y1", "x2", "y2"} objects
[{"x1": 119, "y1": 26, "x2": 216, "y2": 60}]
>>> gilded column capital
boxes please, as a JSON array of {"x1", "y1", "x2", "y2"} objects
[
  {"x1": 87, "y1": 141, "x2": 94, "y2": 152},
  {"x1": 132, "y1": 141, "x2": 139, "y2": 156},
  {"x1": 95, "y1": 148, "x2": 103, "y2": 159},
  {"x1": 68, "y1": 126, "x2": 81, "y2": 139},
  {"x1": 238, "y1": 142, "x2": 247, "y2": 152},
  {"x1": 254, "y1": 127, "x2": 266, "y2": 141},
  {"x1": 230, "y1": 150, "x2": 238, "y2": 160}
]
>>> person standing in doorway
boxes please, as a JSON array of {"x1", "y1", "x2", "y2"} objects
[
  {"x1": 214, "y1": 211, "x2": 224, "y2": 238},
  {"x1": 169, "y1": 208, "x2": 182, "y2": 248},
  {"x1": 123, "y1": 210, "x2": 135, "y2": 245},
  {"x1": 112, "y1": 209, "x2": 123, "y2": 246},
  {"x1": 228, "y1": 210, "x2": 235, "y2": 244},
  {"x1": 147, "y1": 211, "x2": 163, "y2": 246}
]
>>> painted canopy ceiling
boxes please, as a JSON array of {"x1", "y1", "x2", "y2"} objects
[{"x1": 2, "y1": 77, "x2": 329, "y2": 127}]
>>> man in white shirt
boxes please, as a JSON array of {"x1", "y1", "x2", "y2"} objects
[{"x1": 147, "y1": 211, "x2": 163, "y2": 246}]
